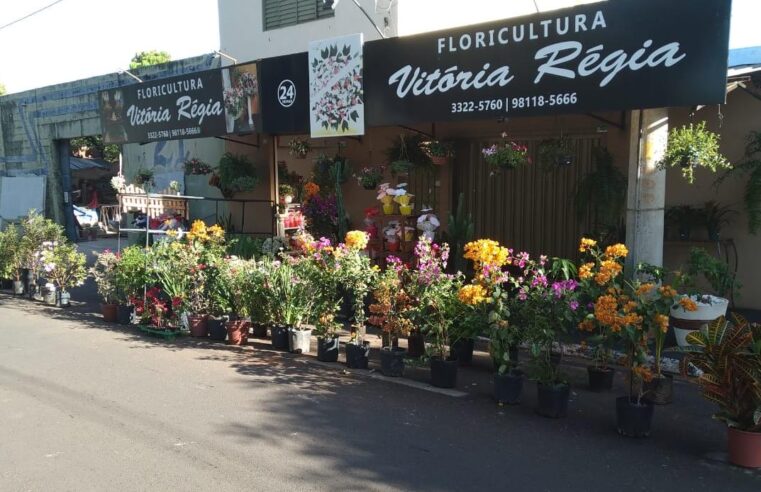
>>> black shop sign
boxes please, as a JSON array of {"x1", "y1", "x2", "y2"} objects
[
  {"x1": 364, "y1": 0, "x2": 731, "y2": 126},
  {"x1": 259, "y1": 52, "x2": 310, "y2": 135},
  {"x1": 99, "y1": 69, "x2": 228, "y2": 144}
]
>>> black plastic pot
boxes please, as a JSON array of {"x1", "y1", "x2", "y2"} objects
[
  {"x1": 208, "y1": 318, "x2": 227, "y2": 341},
  {"x1": 509, "y1": 345, "x2": 520, "y2": 364},
  {"x1": 536, "y1": 383, "x2": 570, "y2": 418},
  {"x1": 1, "y1": 279, "x2": 11, "y2": 289},
  {"x1": 117, "y1": 304, "x2": 133, "y2": 325},
  {"x1": 588, "y1": 366, "x2": 615, "y2": 392},
  {"x1": 450, "y1": 338, "x2": 475, "y2": 367},
  {"x1": 646, "y1": 374, "x2": 674, "y2": 405},
  {"x1": 494, "y1": 370, "x2": 523, "y2": 405},
  {"x1": 550, "y1": 352, "x2": 562, "y2": 368},
  {"x1": 317, "y1": 336, "x2": 340, "y2": 362},
  {"x1": 345, "y1": 341, "x2": 370, "y2": 369},
  {"x1": 407, "y1": 332, "x2": 425, "y2": 358},
  {"x1": 616, "y1": 396, "x2": 654, "y2": 437},
  {"x1": 380, "y1": 347, "x2": 406, "y2": 377},
  {"x1": 252, "y1": 323, "x2": 268, "y2": 338},
  {"x1": 430, "y1": 356, "x2": 458, "y2": 388},
  {"x1": 271, "y1": 324, "x2": 290, "y2": 350}
]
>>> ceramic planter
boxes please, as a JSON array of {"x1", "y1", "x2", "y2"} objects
[
  {"x1": 587, "y1": 366, "x2": 615, "y2": 392},
  {"x1": 101, "y1": 303, "x2": 118, "y2": 322},
  {"x1": 380, "y1": 347, "x2": 406, "y2": 377},
  {"x1": 536, "y1": 383, "x2": 570, "y2": 418},
  {"x1": 289, "y1": 327, "x2": 312, "y2": 354},
  {"x1": 671, "y1": 295, "x2": 729, "y2": 347},
  {"x1": 317, "y1": 336, "x2": 340, "y2": 362},
  {"x1": 449, "y1": 338, "x2": 475, "y2": 367},
  {"x1": 226, "y1": 320, "x2": 250, "y2": 345},
  {"x1": 188, "y1": 314, "x2": 209, "y2": 337},
  {"x1": 430, "y1": 356, "x2": 458, "y2": 388},
  {"x1": 271, "y1": 324, "x2": 290, "y2": 350},
  {"x1": 494, "y1": 370, "x2": 523, "y2": 405},
  {"x1": 208, "y1": 318, "x2": 227, "y2": 341},
  {"x1": 616, "y1": 396, "x2": 654, "y2": 438},
  {"x1": 728, "y1": 427, "x2": 761, "y2": 468},
  {"x1": 345, "y1": 341, "x2": 370, "y2": 369}
]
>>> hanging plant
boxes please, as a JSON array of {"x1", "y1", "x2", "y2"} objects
[
  {"x1": 658, "y1": 122, "x2": 731, "y2": 184},
  {"x1": 716, "y1": 131, "x2": 761, "y2": 234},
  {"x1": 354, "y1": 165, "x2": 385, "y2": 190},
  {"x1": 288, "y1": 138, "x2": 311, "y2": 159},
  {"x1": 537, "y1": 137, "x2": 575, "y2": 170},
  {"x1": 134, "y1": 168, "x2": 154, "y2": 186},
  {"x1": 216, "y1": 152, "x2": 259, "y2": 198},
  {"x1": 575, "y1": 147, "x2": 627, "y2": 240},
  {"x1": 481, "y1": 133, "x2": 529, "y2": 171},
  {"x1": 386, "y1": 133, "x2": 433, "y2": 175},
  {"x1": 423, "y1": 140, "x2": 454, "y2": 166}
]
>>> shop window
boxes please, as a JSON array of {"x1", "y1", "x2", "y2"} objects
[{"x1": 263, "y1": 0, "x2": 335, "y2": 31}]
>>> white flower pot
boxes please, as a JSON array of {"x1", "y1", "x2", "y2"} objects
[
  {"x1": 12, "y1": 280, "x2": 24, "y2": 295},
  {"x1": 671, "y1": 295, "x2": 729, "y2": 347},
  {"x1": 288, "y1": 327, "x2": 312, "y2": 354},
  {"x1": 59, "y1": 291, "x2": 71, "y2": 307}
]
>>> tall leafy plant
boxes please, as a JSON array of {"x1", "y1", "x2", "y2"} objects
[
  {"x1": 216, "y1": 152, "x2": 259, "y2": 198},
  {"x1": 659, "y1": 122, "x2": 731, "y2": 184},
  {"x1": 574, "y1": 147, "x2": 627, "y2": 241}
]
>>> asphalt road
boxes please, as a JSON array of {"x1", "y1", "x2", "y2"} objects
[{"x1": 1, "y1": 293, "x2": 760, "y2": 492}]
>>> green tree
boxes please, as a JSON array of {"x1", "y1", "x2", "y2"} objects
[
  {"x1": 129, "y1": 50, "x2": 171, "y2": 69},
  {"x1": 70, "y1": 135, "x2": 120, "y2": 164},
  {"x1": 0, "y1": 82, "x2": 6, "y2": 96}
]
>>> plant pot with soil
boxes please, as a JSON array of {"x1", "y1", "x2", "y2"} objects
[
  {"x1": 188, "y1": 314, "x2": 209, "y2": 338},
  {"x1": 536, "y1": 382, "x2": 570, "y2": 418},
  {"x1": 430, "y1": 356, "x2": 458, "y2": 388},
  {"x1": 226, "y1": 319, "x2": 250, "y2": 345},
  {"x1": 345, "y1": 340, "x2": 370, "y2": 369},
  {"x1": 587, "y1": 365, "x2": 615, "y2": 392},
  {"x1": 317, "y1": 335, "x2": 340, "y2": 362},
  {"x1": 252, "y1": 323, "x2": 268, "y2": 338},
  {"x1": 494, "y1": 369, "x2": 523, "y2": 405},
  {"x1": 289, "y1": 326, "x2": 313, "y2": 354},
  {"x1": 449, "y1": 337, "x2": 475, "y2": 367},
  {"x1": 12, "y1": 280, "x2": 24, "y2": 295},
  {"x1": 616, "y1": 396, "x2": 655, "y2": 437},
  {"x1": 380, "y1": 347, "x2": 406, "y2": 377},
  {"x1": 101, "y1": 303, "x2": 118, "y2": 322},
  {"x1": 271, "y1": 324, "x2": 290, "y2": 350},
  {"x1": 117, "y1": 304, "x2": 133, "y2": 325},
  {"x1": 208, "y1": 317, "x2": 227, "y2": 341}
]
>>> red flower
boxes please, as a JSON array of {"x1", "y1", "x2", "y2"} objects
[{"x1": 172, "y1": 297, "x2": 182, "y2": 308}]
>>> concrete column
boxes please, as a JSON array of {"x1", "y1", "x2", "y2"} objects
[{"x1": 625, "y1": 108, "x2": 668, "y2": 274}]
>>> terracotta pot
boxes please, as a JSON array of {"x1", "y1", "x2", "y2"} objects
[
  {"x1": 226, "y1": 320, "x2": 250, "y2": 345},
  {"x1": 101, "y1": 303, "x2": 118, "y2": 322},
  {"x1": 188, "y1": 314, "x2": 209, "y2": 337},
  {"x1": 728, "y1": 427, "x2": 761, "y2": 468}
]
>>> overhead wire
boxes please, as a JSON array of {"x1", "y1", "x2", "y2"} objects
[{"x1": 0, "y1": 0, "x2": 66, "y2": 32}]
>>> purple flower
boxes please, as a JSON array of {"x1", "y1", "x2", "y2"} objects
[{"x1": 569, "y1": 300, "x2": 579, "y2": 311}]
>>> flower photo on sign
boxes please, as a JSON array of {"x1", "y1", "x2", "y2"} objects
[{"x1": 308, "y1": 33, "x2": 364, "y2": 138}]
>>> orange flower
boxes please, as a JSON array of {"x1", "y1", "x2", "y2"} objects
[
  {"x1": 659, "y1": 285, "x2": 677, "y2": 298},
  {"x1": 632, "y1": 365, "x2": 654, "y2": 383},
  {"x1": 678, "y1": 296, "x2": 698, "y2": 312},
  {"x1": 578, "y1": 262, "x2": 594, "y2": 280},
  {"x1": 636, "y1": 283, "x2": 654, "y2": 297},
  {"x1": 578, "y1": 319, "x2": 596, "y2": 332},
  {"x1": 604, "y1": 243, "x2": 629, "y2": 259},
  {"x1": 654, "y1": 314, "x2": 669, "y2": 334},
  {"x1": 304, "y1": 182, "x2": 320, "y2": 197},
  {"x1": 594, "y1": 260, "x2": 622, "y2": 286}
]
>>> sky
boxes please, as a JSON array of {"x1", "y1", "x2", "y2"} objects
[{"x1": 0, "y1": 0, "x2": 759, "y2": 95}]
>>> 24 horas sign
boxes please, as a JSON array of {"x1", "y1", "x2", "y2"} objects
[{"x1": 364, "y1": 0, "x2": 732, "y2": 126}]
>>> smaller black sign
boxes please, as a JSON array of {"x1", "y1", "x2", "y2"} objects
[{"x1": 259, "y1": 52, "x2": 310, "y2": 135}]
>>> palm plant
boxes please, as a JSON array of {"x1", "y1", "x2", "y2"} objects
[{"x1": 682, "y1": 315, "x2": 761, "y2": 432}]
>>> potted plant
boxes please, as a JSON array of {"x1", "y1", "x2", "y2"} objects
[
  {"x1": 701, "y1": 200, "x2": 736, "y2": 241},
  {"x1": 186, "y1": 261, "x2": 210, "y2": 338},
  {"x1": 574, "y1": 148, "x2": 627, "y2": 241},
  {"x1": 183, "y1": 158, "x2": 213, "y2": 175},
  {"x1": 423, "y1": 140, "x2": 454, "y2": 166},
  {"x1": 216, "y1": 152, "x2": 259, "y2": 198},
  {"x1": 537, "y1": 137, "x2": 575, "y2": 170},
  {"x1": 134, "y1": 167, "x2": 154, "y2": 189},
  {"x1": 219, "y1": 256, "x2": 255, "y2": 345},
  {"x1": 716, "y1": 131, "x2": 761, "y2": 234},
  {"x1": 671, "y1": 247, "x2": 739, "y2": 347},
  {"x1": 386, "y1": 133, "x2": 433, "y2": 176},
  {"x1": 205, "y1": 256, "x2": 234, "y2": 341},
  {"x1": 666, "y1": 205, "x2": 700, "y2": 240},
  {"x1": 658, "y1": 122, "x2": 731, "y2": 184},
  {"x1": 354, "y1": 165, "x2": 385, "y2": 190},
  {"x1": 37, "y1": 241, "x2": 87, "y2": 307},
  {"x1": 288, "y1": 137, "x2": 311, "y2": 159},
  {"x1": 264, "y1": 257, "x2": 312, "y2": 352},
  {"x1": 444, "y1": 193, "x2": 474, "y2": 274},
  {"x1": 19, "y1": 211, "x2": 65, "y2": 299},
  {"x1": 682, "y1": 315, "x2": 761, "y2": 468},
  {"x1": 279, "y1": 184, "x2": 295, "y2": 204},
  {"x1": 168, "y1": 180, "x2": 181, "y2": 196},
  {"x1": 481, "y1": 133, "x2": 530, "y2": 171},
  {"x1": 0, "y1": 224, "x2": 24, "y2": 295},
  {"x1": 576, "y1": 238, "x2": 625, "y2": 392},
  {"x1": 91, "y1": 250, "x2": 120, "y2": 321},
  {"x1": 113, "y1": 246, "x2": 148, "y2": 325},
  {"x1": 338, "y1": 231, "x2": 377, "y2": 369},
  {"x1": 369, "y1": 262, "x2": 413, "y2": 377}
]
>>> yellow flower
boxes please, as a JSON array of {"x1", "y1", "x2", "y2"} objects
[
  {"x1": 345, "y1": 230, "x2": 369, "y2": 250},
  {"x1": 208, "y1": 224, "x2": 225, "y2": 240},
  {"x1": 463, "y1": 239, "x2": 509, "y2": 268},
  {"x1": 458, "y1": 284, "x2": 488, "y2": 305},
  {"x1": 579, "y1": 237, "x2": 597, "y2": 253},
  {"x1": 578, "y1": 262, "x2": 595, "y2": 280},
  {"x1": 187, "y1": 220, "x2": 209, "y2": 242},
  {"x1": 604, "y1": 243, "x2": 628, "y2": 259}
]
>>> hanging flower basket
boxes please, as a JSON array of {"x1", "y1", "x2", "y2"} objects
[{"x1": 482, "y1": 137, "x2": 529, "y2": 171}]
